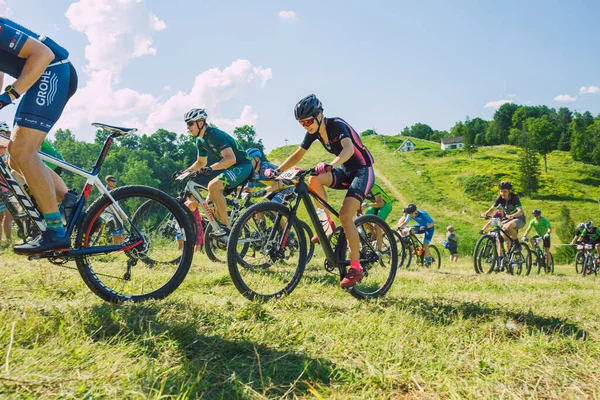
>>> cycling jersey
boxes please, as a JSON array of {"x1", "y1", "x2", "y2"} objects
[
  {"x1": 528, "y1": 216, "x2": 551, "y2": 237},
  {"x1": 40, "y1": 141, "x2": 64, "y2": 172},
  {"x1": 581, "y1": 228, "x2": 600, "y2": 243},
  {"x1": 300, "y1": 117, "x2": 374, "y2": 171},
  {"x1": 196, "y1": 127, "x2": 251, "y2": 166},
  {"x1": 493, "y1": 193, "x2": 525, "y2": 222},
  {"x1": 366, "y1": 183, "x2": 392, "y2": 204},
  {"x1": 405, "y1": 210, "x2": 434, "y2": 227},
  {"x1": 248, "y1": 160, "x2": 279, "y2": 188},
  {"x1": 0, "y1": 18, "x2": 77, "y2": 133}
]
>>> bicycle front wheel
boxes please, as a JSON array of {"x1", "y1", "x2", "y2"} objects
[
  {"x1": 575, "y1": 252, "x2": 585, "y2": 274},
  {"x1": 337, "y1": 215, "x2": 398, "y2": 300},
  {"x1": 393, "y1": 231, "x2": 409, "y2": 269},
  {"x1": 75, "y1": 185, "x2": 195, "y2": 303},
  {"x1": 474, "y1": 235, "x2": 497, "y2": 274},
  {"x1": 227, "y1": 201, "x2": 307, "y2": 301}
]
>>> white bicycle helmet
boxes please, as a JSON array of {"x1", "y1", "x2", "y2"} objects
[{"x1": 184, "y1": 108, "x2": 208, "y2": 123}]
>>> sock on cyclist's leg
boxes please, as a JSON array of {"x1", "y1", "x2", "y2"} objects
[
  {"x1": 350, "y1": 260, "x2": 361, "y2": 271},
  {"x1": 44, "y1": 212, "x2": 66, "y2": 236}
]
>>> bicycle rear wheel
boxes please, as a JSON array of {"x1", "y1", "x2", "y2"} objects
[
  {"x1": 204, "y1": 222, "x2": 228, "y2": 263},
  {"x1": 75, "y1": 185, "x2": 194, "y2": 303},
  {"x1": 336, "y1": 215, "x2": 398, "y2": 300},
  {"x1": 227, "y1": 201, "x2": 307, "y2": 301}
]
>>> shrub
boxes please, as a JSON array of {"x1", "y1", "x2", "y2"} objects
[{"x1": 458, "y1": 174, "x2": 496, "y2": 201}]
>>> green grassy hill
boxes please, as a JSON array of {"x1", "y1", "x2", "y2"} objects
[{"x1": 269, "y1": 135, "x2": 600, "y2": 258}]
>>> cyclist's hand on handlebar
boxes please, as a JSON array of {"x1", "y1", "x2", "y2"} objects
[
  {"x1": 521, "y1": 236, "x2": 528, "y2": 242},
  {"x1": 479, "y1": 229, "x2": 485, "y2": 235},
  {"x1": 264, "y1": 168, "x2": 280, "y2": 179},
  {"x1": 419, "y1": 226, "x2": 426, "y2": 233},
  {"x1": 543, "y1": 233, "x2": 550, "y2": 240},
  {"x1": 480, "y1": 213, "x2": 488, "y2": 219},
  {"x1": 315, "y1": 162, "x2": 333, "y2": 175},
  {"x1": 0, "y1": 92, "x2": 13, "y2": 110},
  {"x1": 198, "y1": 166, "x2": 213, "y2": 176},
  {"x1": 171, "y1": 170, "x2": 184, "y2": 180}
]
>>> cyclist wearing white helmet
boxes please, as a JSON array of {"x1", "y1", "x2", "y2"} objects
[
  {"x1": 182, "y1": 108, "x2": 252, "y2": 235},
  {"x1": 571, "y1": 222, "x2": 586, "y2": 245}
]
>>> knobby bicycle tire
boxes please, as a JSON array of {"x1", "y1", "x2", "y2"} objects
[{"x1": 75, "y1": 185, "x2": 194, "y2": 303}]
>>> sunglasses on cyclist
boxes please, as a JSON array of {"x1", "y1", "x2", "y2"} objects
[
  {"x1": 186, "y1": 121, "x2": 196, "y2": 127},
  {"x1": 299, "y1": 117, "x2": 315, "y2": 128}
]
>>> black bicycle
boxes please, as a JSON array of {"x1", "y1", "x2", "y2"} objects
[
  {"x1": 526, "y1": 236, "x2": 554, "y2": 274},
  {"x1": 395, "y1": 227, "x2": 440, "y2": 269},
  {"x1": 226, "y1": 168, "x2": 398, "y2": 301},
  {"x1": 0, "y1": 123, "x2": 195, "y2": 303},
  {"x1": 581, "y1": 243, "x2": 599, "y2": 277},
  {"x1": 473, "y1": 217, "x2": 532, "y2": 275}
]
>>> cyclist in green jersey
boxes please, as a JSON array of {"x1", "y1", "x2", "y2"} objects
[
  {"x1": 363, "y1": 183, "x2": 393, "y2": 221},
  {"x1": 521, "y1": 208, "x2": 552, "y2": 267},
  {"x1": 182, "y1": 108, "x2": 252, "y2": 235}
]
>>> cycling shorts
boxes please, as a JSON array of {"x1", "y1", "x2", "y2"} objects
[
  {"x1": 106, "y1": 214, "x2": 124, "y2": 235},
  {"x1": 329, "y1": 165, "x2": 374, "y2": 202},
  {"x1": 414, "y1": 225, "x2": 435, "y2": 244},
  {"x1": 365, "y1": 202, "x2": 392, "y2": 221},
  {"x1": 14, "y1": 61, "x2": 78, "y2": 133},
  {"x1": 216, "y1": 163, "x2": 253, "y2": 190}
]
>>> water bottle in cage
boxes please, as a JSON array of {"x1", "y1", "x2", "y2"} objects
[{"x1": 316, "y1": 208, "x2": 334, "y2": 236}]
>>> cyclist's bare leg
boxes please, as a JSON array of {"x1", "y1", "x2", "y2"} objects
[
  {"x1": 112, "y1": 233, "x2": 124, "y2": 245},
  {"x1": 8, "y1": 127, "x2": 59, "y2": 214},
  {"x1": 339, "y1": 196, "x2": 361, "y2": 261},
  {"x1": 207, "y1": 178, "x2": 228, "y2": 227},
  {"x1": 545, "y1": 246, "x2": 551, "y2": 266},
  {"x1": 503, "y1": 220, "x2": 519, "y2": 245},
  {"x1": 10, "y1": 159, "x2": 68, "y2": 202},
  {"x1": 423, "y1": 242, "x2": 431, "y2": 258},
  {"x1": 308, "y1": 173, "x2": 333, "y2": 214}
]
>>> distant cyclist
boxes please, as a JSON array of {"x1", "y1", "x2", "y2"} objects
[
  {"x1": 521, "y1": 209, "x2": 552, "y2": 267},
  {"x1": 269, "y1": 94, "x2": 375, "y2": 288},
  {"x1": 363, "y1": 183, "x2": 393, "y2": 222},
  {"x1": 580, "y1": 220, "x2": 600, "y2": 263},
  {"x1": 481, "y1": 181, "x2": 525, "y2": 251},
  {"x1": 182, "y1": 108, "x2": 252, "y2": 235},
  {"x1": 0, "y1": 17, "x2": 78, "y2": 253},
  {"x1": 397, "y1": 203, "x2": 435, "y2": 266},
  {"x1": 246, "y1": 147, "x2": 294, "y2": 202},
  {"x1": 570, "y1": 223, "x2": 586, "y2": 245}
]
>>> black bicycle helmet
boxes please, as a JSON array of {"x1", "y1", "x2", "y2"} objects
[
  {"x1": 498, "y1": 181, "x2": 513, "y2": 190},
  {"x1": 294, "y1": 94, "x2": 323, "y2": 120},
  {"x1": 532, "y1": 208, "x2": 542, "y2": 217},
  {"x1": 403, "y1": 204, "x2": 417, "y2": 214},
  {"x1": 585, "y1": 220, "x2": 594, "y2": 229}
]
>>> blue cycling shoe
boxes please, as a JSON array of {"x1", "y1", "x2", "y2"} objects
[{"x1": 13, "y1": 229, "x2": 71, "y2": 255}]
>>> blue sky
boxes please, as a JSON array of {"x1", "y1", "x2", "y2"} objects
[{"x1": 2, "y1": 0, "x2": 599, "y2": 150}]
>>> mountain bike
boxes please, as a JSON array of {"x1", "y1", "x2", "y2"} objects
[
  {"x1": 395, "y1": 227, "x2": 440, "y2": 269},
  {"x1": 226, "y1": 168, "x2": 398, "y2": 301},
  {"x1": 574, "y1": 243, "x2": 585, "y2": 274},
  {"x1": 581, "y1": 243, "x2": 599, "y2": 277},
  {"x1": 473, "y1": 217, "x2": 532, "y2": 275},
  {"x1": 0, "y1": 123, "x2": 195, "y2": 303},
  {"x1": 525, "y1": 236, "x2": 554, "y2": 274}
]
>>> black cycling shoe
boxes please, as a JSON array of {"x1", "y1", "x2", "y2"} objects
[{"x1": 13, "y1": 230, "x2": 71, "y2": 255}]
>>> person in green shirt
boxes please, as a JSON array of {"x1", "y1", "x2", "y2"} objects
[
  {"x1": 182, "y1": 108, "x2": 252, "y2": 235},
  {"x1": 363, "y1": 183, "x2": 393, "y2": 222},
  {"x1": 521, "y1": 208, "x2": 552, "y2": 267}
]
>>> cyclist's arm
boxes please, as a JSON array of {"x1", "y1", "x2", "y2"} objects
[
  {"x1": 369, "y1": 195, "x2": 384, "y2": 209},
  {"x1": 11, "y1": 37, "x2": 54, "y2": 99},
  {"x1": 507, "y1": 206, "x2": 524, "y2": 219},
  {"x1": 209, "y1": 148, "x2": 236, "y2": 171},
  {"x1": 186, "y1": 156, "x2": 208, "y2": 172},
  {"x1": 265, "y1": 180, "x2": 285, "y2": 193},
  {"x1": 330, "y1": 137, "x2": 354, "y2": 168},
  {"x1": 278, "y1": 147, "x2": 306, "y2": 172},
  {"x1": 481, "y1": 206, "x2": 495, "y2": 218}
]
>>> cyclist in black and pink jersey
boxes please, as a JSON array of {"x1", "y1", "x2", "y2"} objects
[{"x1": 270, "y1": 94, "x2": 375, "y2": 288}]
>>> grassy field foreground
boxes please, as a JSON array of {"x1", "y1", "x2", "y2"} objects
[{"x1": 1, "y1": 249, "x2": 599, "y2": 399}]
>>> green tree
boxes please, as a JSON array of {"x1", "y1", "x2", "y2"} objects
[
  {"x1": 492, "y1": 102, "x2": 519, "y2": 144},
  {"x1": 555, "y1": 206, "x2": 576, "y2": 263},
  {"x1": 556, "y1": 107, "x2": 573, "y2": 151},
  {"x1": 526, "y1": 116, "x2": 559, "y2": 172},
  {"x1": 517, "y1": 134, "x2": 541, "y2": 197},
  {"x1": 570, "y1": 111, "x2": 596, "y2": 163},
  {"x1": 400, "y1": 123, "x2": 434, "y2": 140},
  {"x1": 360, "y1": 129, "x2": 377, "y2": 137},
  {"x1": 233, "y1": 125, "x2": 264, "y2": 155}
]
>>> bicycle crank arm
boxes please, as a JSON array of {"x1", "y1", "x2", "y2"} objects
[{"x1": 67, "y1": 239, "x2": 144, "y2": 256}]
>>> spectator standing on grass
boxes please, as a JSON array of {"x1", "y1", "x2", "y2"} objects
[{"x1": 446, "y1": 225, "x2": 459, "y2": 262}]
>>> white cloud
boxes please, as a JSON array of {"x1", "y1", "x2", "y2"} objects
[
  {"x1": 65, "y1": 0, "x2": 167, "y2": 75},
  {"x1": 0, "y1": 0, "x2": 11, "y2": 16},
  {"x1": 279, "y1": 10, "x2": 297, "y2": 21},
  {"x1": 507, "y1": 93, "x2": 516, "y2": 98},
  {"x1": 57, "y1": 0, "x2": 272, "y2": 140},
  {"x1": 484, "y1": 99, "x2": 513, "y2": 109},
  {"x1": 553, "y1": 94, "x2": 576, "y2": 103},
  {"x1": 580, "y1": 86, "x2": 600, "y2": 95}
]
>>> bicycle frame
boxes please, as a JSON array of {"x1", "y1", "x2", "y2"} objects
[{"x1": 0, "y1": 133, "x2": 141, "y2": 257}]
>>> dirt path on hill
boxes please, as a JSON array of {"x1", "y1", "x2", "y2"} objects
[{"x1": 373, "y1": 167, "x2": 407, "y2": 205}]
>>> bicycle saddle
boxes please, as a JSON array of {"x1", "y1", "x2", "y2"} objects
[{"x1": 91, "y1": 122, "x2": 138, "y2": 136}]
